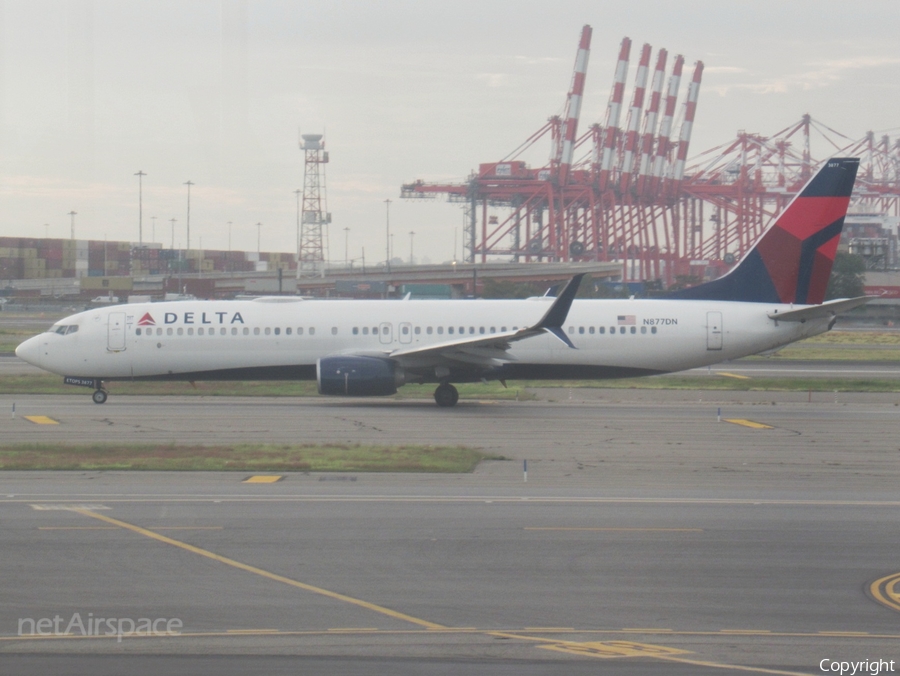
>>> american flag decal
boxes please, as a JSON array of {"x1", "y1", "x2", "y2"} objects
[{"x1": 617, "y1": 315, "x2": 636, "y2": 325}]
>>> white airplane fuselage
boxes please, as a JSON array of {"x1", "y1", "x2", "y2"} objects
[{"x1": 17, "y1": 296, "x2": 829, "y2": 384}]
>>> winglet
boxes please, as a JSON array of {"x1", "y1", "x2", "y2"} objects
[{"x1": 535, "y1": 274, "x2": 584, "y2": 347}]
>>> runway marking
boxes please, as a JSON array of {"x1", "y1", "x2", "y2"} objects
[
  {"x1": 537, "y1": 639, "x2": 691, "y2": 659},
  {"x1": 146, "y1": 526, "x2": 224, "y2": 530},
  {"x1": 30, "y1": 504, "x2": 110, "y2": 510},
  {"x1": 10, "y1": 493, "x2": 900, "y2": 510},
  {"x1": 3, "y1": 626, "x2": 900, "y2": 642},
  {"x1": 493, "y1": 631, "x2": 813, "y2": 675},
  {"x1": 524, "y1": 627, "x2": 575, "y2": 631},
  {"x1": 38, "y1": 525, "x2": 223, "y2": 531},
  {"x1": 327, "y1": 628, "x2": 379, "y2": 632},
  {"x1": 525, "y1": 527, "x2": 703, "y2": 532},
  {"x1": 23, "y1": 415, "x2": 59, "y2": 425},
  {"x1": 870, "y1": 572, "x2": 900, "y2": 613},
  {"x1": 71, "y1": 508, "x2": 446, "y2": 630},
  {"x1": 38, "y1": 526, "x2": 118, "y2": 530},
  {"x1": 243, "y1": 475, "x2": 284, "y2": 483},
  {"x1": 9, "y1": 496, "x2": 900, "y2": 507},
  {"x1": 717, "y1": 372, "x2": 752, "y2": 380},
  {"x1": 723, "y1": 418, "x2": 774, "y2": 429}
]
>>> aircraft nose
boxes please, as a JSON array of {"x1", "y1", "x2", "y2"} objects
[{"x1": 15, "y1": 336, "x2": 42, "y2": 367}]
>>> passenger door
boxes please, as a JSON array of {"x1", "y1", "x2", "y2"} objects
[
  {"x1": 706, "y1": 311, "x2": 723, "y2": 351},
  {"x1": 107, "y1": 312, "x2": 126, "y2": 352}
]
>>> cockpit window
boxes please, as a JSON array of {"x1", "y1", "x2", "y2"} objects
[{"x1": 52, "y1": 325, "x2": 79, "y2": 335}]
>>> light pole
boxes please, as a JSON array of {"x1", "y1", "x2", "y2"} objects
[
  {"x1": 184, "y1": 180, "x2": 194, "y2": 250},
  {"x1": 257, "y1": 222, "x2": 262, "y2": 254},
  {"x1": 294, "y1": 187, "x2": 301, "y2": 259},
  {"x1": 409, "y1": 230, "x2": 415, "y2": 265},
  {"x1": 343, "y1": 227, "x2": 349, "y2": 266},
  {"x1": 68, "y1": 211, "x2": 77, "y2": 240},
  {"x1": 170, "y1": 218, "x2": 176, "y2": 249},
  {"x1": 135, "y1": 170, "x2": 146, "y2": 246},
  {"x1": 384, "y1": 198, "x2": 392, "y2": 272},
  {"x1": 227, "y1": 221, "x2": 232, "y2": 252}
]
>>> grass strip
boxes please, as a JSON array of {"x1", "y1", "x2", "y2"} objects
[
  {"x1": 0, "y1": 375, "x2": 533, "y2": 399},
  {"x1": 750, "y1": 347, "x2": 900, "y2": 361},
  {"x1": 0, "y1": 443, "x2": 496, "y2": 472},
  {"x1": 2, "y1": 373, "x2": 900, "y2": 396},
  {"x1": 522, "y1": 376, "x2": 900, "y2": 392}
]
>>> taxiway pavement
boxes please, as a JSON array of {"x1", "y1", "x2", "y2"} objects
[{"x1": 1, "y1": 395, "x2": 899, "y2": 674}]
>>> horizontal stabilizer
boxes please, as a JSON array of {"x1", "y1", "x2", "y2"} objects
[{"x1": 767, "y1": 296, "x2": 873, "y2": 322}]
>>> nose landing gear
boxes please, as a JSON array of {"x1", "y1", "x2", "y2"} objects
[
  {"x1": 62, "y1": 376, "x2": 109, "y2": 403},
  {"x1": 434, "y1": 383, "x2": 459, "y2": 408}
]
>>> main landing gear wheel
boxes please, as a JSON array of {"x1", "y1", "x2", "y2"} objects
[
  {"x1": 434, "y1": 383, "x2": 459, "y2": 408},
  {"x1": 92, "y1": 389, "x2": 108, "y2": 405}
]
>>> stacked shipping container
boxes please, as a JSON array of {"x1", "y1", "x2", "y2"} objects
[{"x1": 0, "y1": 237, "x2": 298, "y2": 281}]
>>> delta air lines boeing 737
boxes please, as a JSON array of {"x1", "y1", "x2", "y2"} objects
[{"x1": 16, "y1": 158, "x2": 866, "y2": 407}]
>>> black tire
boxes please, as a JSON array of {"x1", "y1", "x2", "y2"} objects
[
  {"x1": 92, "y1": 389, "x2": 108, "y2": 405},
  {"x1": 434, "y1": 383, "x2": 459, "y2": 408}
]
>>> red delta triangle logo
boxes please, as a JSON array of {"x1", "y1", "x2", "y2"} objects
[{"x1": 137, "y1": 313, "x2": 156, "y2": 326}]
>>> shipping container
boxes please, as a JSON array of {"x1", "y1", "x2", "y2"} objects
[{"x1": 80, "y1": 276, "x2": 134, "y2": 291}]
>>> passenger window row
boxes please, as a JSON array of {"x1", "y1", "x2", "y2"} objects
[
  {"x1": 567, "y1": 325, "x2": 658, "y2": 335},
  {"x1": 353, "y1": 326, "x2": 515, "y2": 336},
  {"x1": 135, "y1": 323, "x2": 656, "y2": 339},
  {"x1": 135, "y1": 326, "x2": 319, "y2": 337}
]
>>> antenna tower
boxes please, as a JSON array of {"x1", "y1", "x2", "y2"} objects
[{"x1": 298, "y1": 133, "x2": 331, "y2": 274}]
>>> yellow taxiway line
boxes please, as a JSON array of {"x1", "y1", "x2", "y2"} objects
[
  {"x1": 72, "y1": 508, "x2": 445, "y2": 630},
  {"x1": 525, "y1": 527, "x2": 702, "y2": 532},
  {"x1": 870, "y1": 571, "x2": 900, "y2": 613},
  {"x1": 724, "y1": 418, "x2": 774, "y2": 429}
]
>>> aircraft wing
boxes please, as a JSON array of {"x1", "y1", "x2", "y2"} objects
[
  {"x1": 767, "y1": 296, "x2": 873, "y2": 322},
  {"x1": 385, "y1": 274, "x2": 584, "y2": 368}
]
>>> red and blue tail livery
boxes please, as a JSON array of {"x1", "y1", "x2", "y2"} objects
[{"x1": 669, "y1": 157, "x2": 860, "y2": 304}]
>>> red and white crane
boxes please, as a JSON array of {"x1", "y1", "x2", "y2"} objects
[
  {"x1": 555, "y1": 25, "x2": 592, "y2": 186},
  {"x1": 618, "y1": 43, "x2": 652, "y2": 194},
  {"x1": 597, "y1": 38, "x2": 631, "y2": 191}
]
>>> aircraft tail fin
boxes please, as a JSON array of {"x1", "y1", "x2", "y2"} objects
[{"x1": 667, "y1": 157, "x2": 860, "y2": 304}]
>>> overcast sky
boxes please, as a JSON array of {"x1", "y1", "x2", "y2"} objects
[{"x1": 0, "y1": 0, "x2": 897, "y2": 264}]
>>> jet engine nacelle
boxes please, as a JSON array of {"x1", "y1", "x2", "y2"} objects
[{"x1": 316, "y1": 356, "x2": 404, "y2": 396}]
